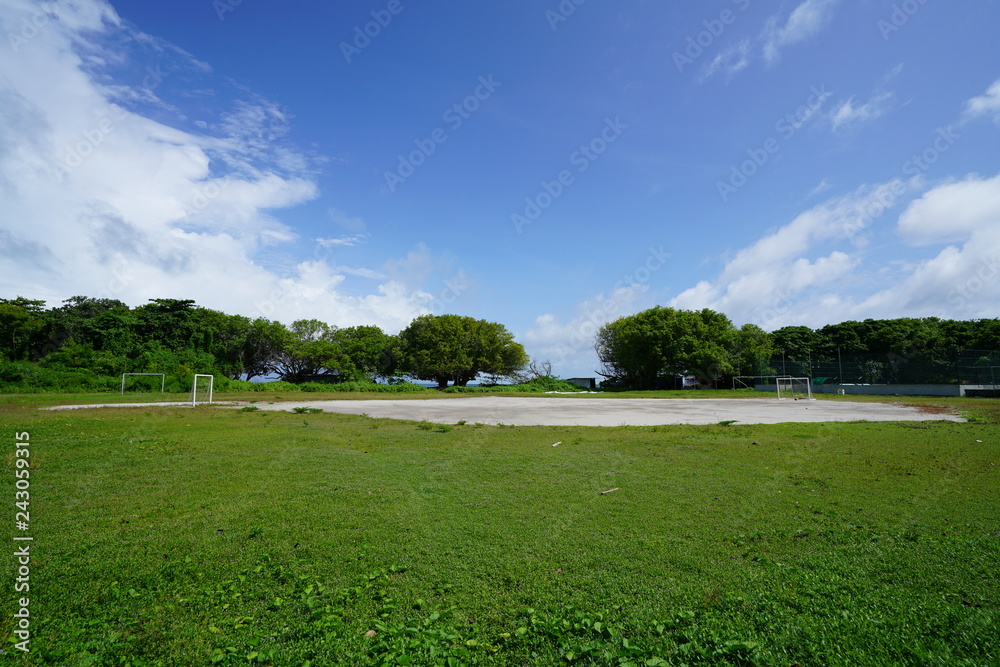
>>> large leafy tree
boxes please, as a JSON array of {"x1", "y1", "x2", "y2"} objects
[
  {"x1": 0, "y1": 298, "x2": 45, "y2": 361},
  {"x1": 239, "y1": 318, "x2": 291, "y2": 381},
  {"x1": 595, "y1": 307, "x2": 738, "y2": 389},
  {"x1": 133, "y1": 299, "x2": 200, "y2": 351},
  {"x1": 770, "y1": 325, "x2": 819, "y2": 359},
  {"x1": 273, "y1": 319, "x2": 344, "y2": 383},
  {"x1": 336, "y1": 325, "x2": 397, "y2": 382},
  {"x1": 398, "y1": 314, "x2": 527, "y2": 388},
  {"x1": 731, "y1": 323, "x2": 775, "y2": 377}
]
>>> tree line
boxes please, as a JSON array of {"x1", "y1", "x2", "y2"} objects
[
  {"x1": 0, "y1": 296, "x2": 527, "y2": 389},
  {"x1": 5, "y1": 296, "x2": 998, "y2": 392},
  {"x1": 596, "y1": 307, "x2": 1000, "y2": 389}
]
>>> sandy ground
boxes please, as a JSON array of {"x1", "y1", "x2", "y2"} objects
[{"x1": 44, "y1": 396, "x2": 965, "y2": 426}]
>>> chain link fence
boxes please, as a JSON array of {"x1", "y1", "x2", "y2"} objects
[{"x1": 758, "y1": 349, "x2": 1000, "y2": 386}]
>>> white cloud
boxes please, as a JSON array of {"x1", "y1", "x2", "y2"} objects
[
  {"x1": 697, "y1": 0, "x2": 838, "y2": 83},
  {"x1": 897, "y1": 173, "x2": 1000, "y2": 245},
  {"x1": 853, "y1": 228, "x2": 1000, "y2": 320},
  {"x1": 0, "y1": 0, "x2": 437, "y2": 334},
  {"x1": 665, "y1": 174, "x2": 1000, "y2": 328},
  {"x1": 964, "y1": 78, "x2": 1000, "y2": 122},
  {"x1": 762, "y1": 0, "x2": 839, "y2": 65},
  {"x1": 327, "y1": 207, "x2": 367, "y2": 233},
  {"x1": 700, "y1": 39, "x2": 750, "y2": 82},
  {"x1": 830, "y1": 92, "x2": 893, "y2": 131},
  {"x1": 807, "y1": 178, "x2": 833, "y2": 198},
  {"x1": 523, "y1": 284, "x2": 649, "y2": 377},
  {"x1": 317, "y1": 234, "x2": 368, "y2": 248},
  {"x1": 668, "y1": 179, "x2": 918, "y2": 328}
]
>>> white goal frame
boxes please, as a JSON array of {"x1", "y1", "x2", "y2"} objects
[
  {"x1": 121, "y1": 373, "x2": 165, "y2": 395},
  {"x1": 191, "y1": 374, "x2": 214, "y2": 406},
  {"x1": 776, "y1": 376, "x2": 815, "y2": 400}
]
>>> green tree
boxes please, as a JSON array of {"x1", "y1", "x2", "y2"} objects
[
  {"x1": 398, "y1": 314, "x2": 527, "y2": 388},
  {"x1": 274, "y1": 319, "x2": 347, "y2": 383},
  {"x1": 238, "y1": 318, "x2": 291, "y2": 381},
  {"x1": 133, "y1": 298, "x2": 200, "y2": 351},
  {"x1": 815, "y1": 321, "x2": 868, "y2": 358},
  {"x1": 336, "y1": 325, "x2": 397, "y2": 381},
  {"x1": 770, "y1": 325, "x2": 819, "y2": 360},
  {"x1": 0, "y1": 300, "x2": 44, "y2": 361},
  {"x1": 971, "y1": 318, "x2": 1000, "y2": 351},
  {"x1": 595, "y1": 307, "x2": 738, "y2": 389},
  {"x1": 731, "y1": 323, "x2": 775, "y2": 377}
]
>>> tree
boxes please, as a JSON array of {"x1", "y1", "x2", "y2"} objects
[
  {"x1": 731, "y1": 323, "x2": 774, "y2": 377},
  {"x1": 595, "y1": 307, "x2": 738, "y2": 389},
  {"x1": 770, "y1": 325, "x2": 819, "y2": 359},
  {"x1": 336, "y1": 325, "x2": 397, "y2": 381},
  {"x1": 133, "y1": 298, "x2": 200, "y2": 351},
  {"x1": 398, "y1": 314, "x2": 528, "y2": 388},
  {"x1": 239, "y1": 319, "x2": 291, "y2": 381},
  {"x1": 512, "y1": 359, "x2": 553, "y2": 384},
  {"x1": 273, "y1": 319, "x2": 345, "y2": 383},
  {"x1": 815, "y1": 321, "x2": 868, "y2": 358},
  {"x1": 0, "y1": 300, "x2": 44, "y2": 361}
]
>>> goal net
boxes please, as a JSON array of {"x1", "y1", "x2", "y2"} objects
[
  {"x1": 776, "y1": 376, "x2": 814, "y2": 400},
  {"x1": 191, "y1": 374, "x2": 214, "y2": 406}
]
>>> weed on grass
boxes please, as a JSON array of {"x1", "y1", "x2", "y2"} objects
[{"x1": 0, "y1": 394, "x2": 998, "y2": 664}]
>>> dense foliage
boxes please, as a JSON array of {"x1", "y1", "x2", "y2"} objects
[
  {"x1": 398, "y1": 314, "x2": 528, "y2": 388},
  {"x1": 596, "y1": 307, "x2": 1000, "y2": 389},
  {"x1": 596, "y1": 308, "x2": 774, "y2": 389},
  {"x1": 0, "y1": 296, "x2": 526, "y2": 391}
]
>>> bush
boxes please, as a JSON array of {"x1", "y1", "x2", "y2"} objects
[
  {"x1": 0, "y1": 361, "x2": 120, "y2": 393},
  {"x1": 250, "y1": 381, "x2": 302, "y2": 392},
  {"x1": 217, "y1": 378, "x2": 255, "y2": 392},
  {"x1": 443, "y1": 376, "x2": 590, "y2": 394},
  {"x1": 299, "y1": 380, "x2": 433, "y2": 393}
]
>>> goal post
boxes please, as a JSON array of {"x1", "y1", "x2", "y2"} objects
[
  {"x1": 776, "y1": 376, "x2": 815, "y2": 400},
  {"x1": 191, "y1": 374, "x2": 214, "y2": 406},
  {"x1": 121, "y1": 373, "x2": 165, "y2": 394}
]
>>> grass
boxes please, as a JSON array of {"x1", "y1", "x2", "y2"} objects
[{"x1": 1, "y1": 392, "x2": 998, "y2": 665}]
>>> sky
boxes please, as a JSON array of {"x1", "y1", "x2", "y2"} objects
[{"x1": 1, "y1": 0, "x2": 999, "y2": 378}]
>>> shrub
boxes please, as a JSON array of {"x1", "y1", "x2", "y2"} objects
[
  {"x1": 250, "y1": 381, "x2": 302, "y2": 392},
  {"x1": 443, "y1": 376, "x2": 589, "y2": 394}
]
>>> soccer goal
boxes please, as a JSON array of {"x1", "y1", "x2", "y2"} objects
[
  {"x1": 121, "y1": 373, "x2": 165, "y2": 395},
  {"x1": 191, "y1": 374, "x2": 214, "y2": 406},
  {"x1": 776, "y1": 376, "x2": 815, "y2": 400}
]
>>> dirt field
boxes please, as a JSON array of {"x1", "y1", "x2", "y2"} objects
[{"x1": 46, "y1": 396, "x2": 966, "y2": 426}]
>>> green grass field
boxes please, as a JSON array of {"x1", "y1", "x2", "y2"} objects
[{"x1": 2, "y1": 392, "x2": 998, "y2": 665}]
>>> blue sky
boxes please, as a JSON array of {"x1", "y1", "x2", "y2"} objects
[{"x1": 2, "y1": 0, "x2": 999, "y2": 377}]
